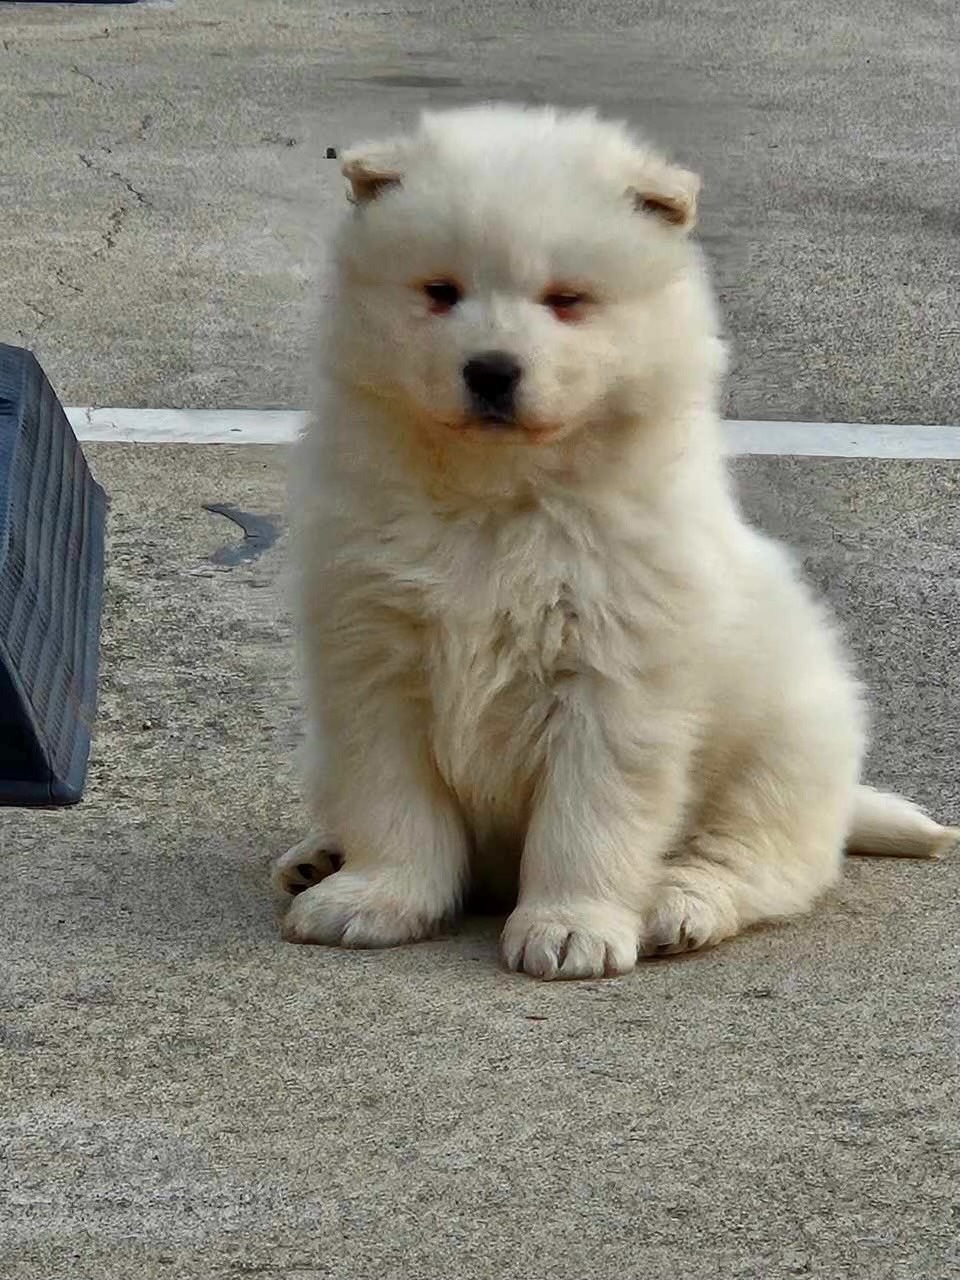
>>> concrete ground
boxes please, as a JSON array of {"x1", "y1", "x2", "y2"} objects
[
  {"x1": 2, "y1": 2, "x2": 960, "y2": 1279},
  {"x1": 3, "y1": 446, "x2": 960, "y2": 1280},
  {"x1": 2, "y1": 0, "x2": 959, "y2": 422}
]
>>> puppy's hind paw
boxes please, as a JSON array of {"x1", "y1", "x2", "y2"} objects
[
  {"x1": 272, "y1": 832, "x2": 344, "y2": 896},
  {"x1": 642, "y1": 872, "x2": 739, "y2": 956},
  {"x1": 281, "y1": 869, "x2": 452, "y2": 949}
]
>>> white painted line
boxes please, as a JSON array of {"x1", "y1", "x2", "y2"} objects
[
  {"x1": 726, "y1": 420, "x2": 960, "y2": 459},
  {"x1": 65, "y1": 408, "x2": 960, "y2": 459},
  {"x1": 66, "y1": 407, "x2": 304, "y2": 445}
]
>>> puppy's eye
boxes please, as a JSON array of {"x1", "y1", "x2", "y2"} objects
[
  {"x1": 422, "y1": 280, "x2": 462, "y2": 314},
  {"x1": 542, "y1": 290, "x2": 590, "y2": 321}
]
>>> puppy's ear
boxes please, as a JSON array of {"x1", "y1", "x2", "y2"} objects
[
  {"x1": 341, "y1": 141, "x2": 405, "y2": 205},
  {"x1": 628, "y1": 165, "x2": 700, "y2": 231}
]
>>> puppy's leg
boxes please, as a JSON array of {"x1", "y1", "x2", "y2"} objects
[
  {"x1": 502, "y1": 684, "x2": 690, "y2": 980},
  {"x1": 281, "y1": 695, "x2": 468, "y2": 949},
  {"x1": 644, "y1": 709, "x2": 862, "y2": 955}
]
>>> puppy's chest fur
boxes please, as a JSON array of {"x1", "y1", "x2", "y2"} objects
[{"x1": 383, "y1": 498, "x2": 699, "y2": 825}]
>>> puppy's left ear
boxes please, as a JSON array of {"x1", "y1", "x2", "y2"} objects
[
  {"x1": 628, "y1": 165, "x2": 700, "y2": 232},
  {"x1": 341, "y1": 141, "x2": 406, "y2": 205}
]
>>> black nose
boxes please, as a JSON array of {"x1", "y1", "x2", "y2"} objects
[{"x1": 462, "y1": 351, "x2": 522, "y2": 421}]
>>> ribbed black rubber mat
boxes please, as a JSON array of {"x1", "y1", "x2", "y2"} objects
[{"x1": 0, "y1": 344, "x2": 107, "y2": 806}]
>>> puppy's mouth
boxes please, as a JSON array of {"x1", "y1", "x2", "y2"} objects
[
  {"x1": 452, "y1": 398, "x2": 561, "y2": 443},
  {"x1": 452, "y1": 415, "x2": 561, "y2": 445},
  {"x1": 473, "y1": 408, "x2": 518, "y2": 431},
  {"x1": 466, "y1": 394, "x2": 520, "y2": 431}
]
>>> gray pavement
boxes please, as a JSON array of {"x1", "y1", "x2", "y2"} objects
[
  {"x1": 2, "y1": 0, "x2": 959, "y2": 422},
  {"x1": 2, "y1": 446, "x2": 959, "y2": 1279},
  {"x1": 3, "y1": 3, "x2": 960, "y2": 1278}
]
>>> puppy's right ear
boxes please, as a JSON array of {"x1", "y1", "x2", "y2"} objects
[{"x1": 341, "y1": 141, "x2": 406, "y2": 205}]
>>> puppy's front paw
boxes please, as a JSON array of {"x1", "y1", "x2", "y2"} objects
[
  {"x1": 281, "y1": 869, "x2": 450, "y2": 949},
  {"x1": 501, "y1": 901, "x2": 639, "y2": 980},
  {"x1": 272, "y1": 832, "x2": 343, "y2": 895}
]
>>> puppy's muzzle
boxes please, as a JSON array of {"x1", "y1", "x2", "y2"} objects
[{"x1": 462, "y1": 351, "x2": 522, "y2": 426}]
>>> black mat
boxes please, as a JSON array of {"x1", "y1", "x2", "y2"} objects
[{"x1": 0, "y1": 344, "x2": 106, "y2": 805}]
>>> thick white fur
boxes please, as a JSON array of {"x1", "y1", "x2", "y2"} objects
[{"x1": 277, "y1": 104, "x2": 957, "y2": 979}]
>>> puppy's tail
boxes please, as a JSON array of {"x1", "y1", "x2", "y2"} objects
[{"x1": 847, "y1": 785, "x2": 959, "y2": 860}]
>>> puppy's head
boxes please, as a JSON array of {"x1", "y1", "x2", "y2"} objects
[{"x1": 330, "y1": 105, "x2": 718, "y2": 450}]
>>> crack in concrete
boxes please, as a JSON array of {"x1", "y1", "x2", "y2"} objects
[
  {"x1": 23, "y1": 300, "x2": 52, "y2": 332},
  {"x1": 113, "y1": 173, "x2": 149, "y2": 206},
  {"x1": 80, "y1": 149, "x2": 150, "y2": 207},
  {"x1": 71, "y1": 63, "x2": 108, "y2": 90},
  {"x1": 49, "y1": 20, "x2": 225, "y2": 46},
  {"x1": 48, "y1": 29, "x2": 113, "y2": 46},
  {"x1": 101, "y1": 205, "x2": 128, "y2": 255},
  {"x1": 78, "y1": 147, "x2": 152, "y2": 259},
  {"x1": 54, "y1": 268, "x2": 84, "y2": 296}
]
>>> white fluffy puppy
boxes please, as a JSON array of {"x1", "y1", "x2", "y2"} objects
[{"x1": 275, "y1": 104, "x2": 955, "y2": 979}]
